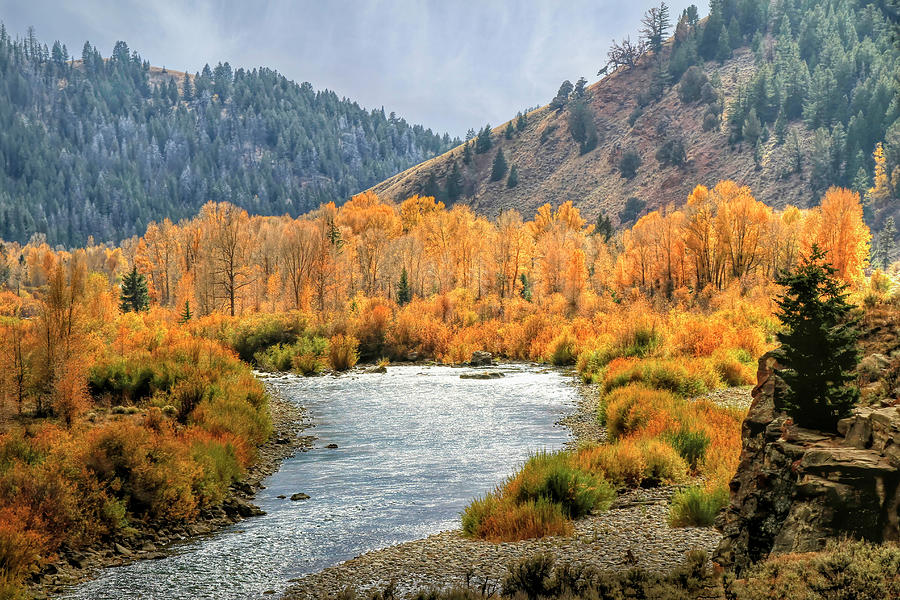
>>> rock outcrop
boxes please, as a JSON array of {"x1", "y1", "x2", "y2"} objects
[{"x1": 715, "y1": 352, "x2": 900, "y2": 574}]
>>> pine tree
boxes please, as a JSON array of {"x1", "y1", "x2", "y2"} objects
[
  {"x1": 716, "y1": 25, "x2": 732, "y2": 62},
  {"x1": 475, "y1": 125, "x2": 493, "y2": 154},
  {"x1": 516, "y1": 111, "x2": 527, "y2": 132},
  {"x1": 506, "y1": 164, "x2": 519, "y2": 188},
  {"x1": 462, "y1": 141, "x2": 473, "y2": 165},
  {"x1": 490, "y1": 148, "x2": 508, "y2": 182},
  {"x1": 179, "y1": 300, "x2": 193, "y2": 323},
  {"x1": 120, "y1": 266, "x2": 150, "y2": 312},
  {"x1": 773, "y1": 245, "x2": 860, "y2": 431},
  {"x1": 446, "y1": 161, "x2": 463, "y2": 201},
  {"x1": 873, "y1": 217, "x2": 897, "y2": 269},
  {"x1": 182, "y1": 71, "x2": 192, "y2": 101},
  {"x1": 519, "y1": 273, "x2": 532, "y2": 302},
  {"x1": 504, "y1": 121, "x2": 515, "y2": 139},
  {"x1": 596, "y1": 212, "x2": 613, "y2": 241},
  {"x1": 396, "y1": 268, "x2": 411, "y2": 305}
]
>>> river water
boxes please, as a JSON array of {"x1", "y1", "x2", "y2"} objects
[{"x1": 64, "y1": 363, "x2": 576, "y2": 600}]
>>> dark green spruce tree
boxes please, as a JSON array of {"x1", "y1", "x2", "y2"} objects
[
  {"x1": 490, "y1": 148, "x2": 508, "y2": 182},
  {"x1": 120, "y1": 267, "x2": 150, "y2": 312},
  {"x1": 506, "y1": 164, "x2": 519, "y2": 188},
  {"x1": 396, "y1": 268, "x2": 411, "y2": 305},
  {"x1": 773, "y1": 245, "x2": 860, "y2": 431},
  {"x1": 179, "y1": 300, "x2": 193, "y2": 323}
]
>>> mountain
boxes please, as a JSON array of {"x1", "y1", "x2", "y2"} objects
[
  {"x1": 0, "y1": 26, "x2": 458, "y2": 246},
  {"x1": 371, "y1": 0, "x2": 900, "y2": 233}
]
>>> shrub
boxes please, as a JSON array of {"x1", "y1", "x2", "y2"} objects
[
  {"x1": 462, "y1": 495, "x2": 571, "y2": 542},
  {"x1": 656, "y1": 137, "x2": 687, "y2": 167},
  {"x1": 507, "y1": 451, "x2": 615, "y2": 519},
  {"x1": 619, "y1": 150, "x2": 642, "y2": 180},
  {"x1": 253, "y1": 343, "x2": 295, "y2": 372},
  {"x1": 668, "y1": 485, "x2": 728, "y2": 527},
  {"x1": 548, "y1": 332, "x2": 577, "y2": 366},
  {"x1": 502, "y1": 553, "x2": 555, "y2": 599},
  {"x1": 225, "y1": 312, "x2": 308, "y2": 362},
  {"x1": 638, "y1": 439, "x2": 688, "y2": 484},
  {"x1": 573, "y1": 442, "x2": 645, "y2": 488},
  {"x1": 602, "y1": 358, "x2": 720, "y2": 398},
  {"x1": 712, "y1": 350, "x2": 755, "y2": 386},
  {"x1": 328, "y1": 334, "x2": 359, "y2": 371},
  {"x1": 665, "y1": 427, "x2": 711, "y2": 470},
  {"x1": 291, "y1": 335, "x2": 330, "y2": 375},
  {"x1": 730, "y1": 539, "x2": 900, "y2": 599},
  {"x1": 678, "y1": 66, "x2": 708, "y2": 103},
  {"x1": 604, "y1": 384, "x2": 680, "y2": 440}
]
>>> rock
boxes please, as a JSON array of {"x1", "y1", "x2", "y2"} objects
[
  {"x1": 223, "y1": 497, "x2": 265, "y2": 518},
  {"x1": 325, "y1": 443, "x2": 338, "y2": 449},
  {"x1": 291, "y1": 493, "x2": 311, "y2": 501},
  {"x1": 460, "y1": 372, "x2": 504, "y2": 380},
  {"x1": 113, "y1": 543, "x2": 132, "y2": 556},
  {"x1": 366, "y1": 365, "x2": 387, "y2": 374},
  {"x1": 468, "y1": 351, "x2": 493, "y2": 366},
  {"x1": 277, "y1": 495, "x2": 287, "y2": 499},
  {"x1": 714, "y1": 351, "x2": 900, "y2": 575}
]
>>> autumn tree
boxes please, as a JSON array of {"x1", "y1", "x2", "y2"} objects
[
  {"x1": 201, "y1": 202, "x2": 254, "y2": 316},
  {"x1": 804, "y1": 187, "x2": 870, "y2": 285}
]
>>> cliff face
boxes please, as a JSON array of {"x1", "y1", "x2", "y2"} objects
[{"x1": 714, "y1": 353, "x2": 900, "y2": 574}]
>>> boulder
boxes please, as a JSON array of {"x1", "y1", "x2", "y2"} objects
[
  {"x1": 460, "y1": 372, "x2": 505, "y2": 380},
  {"x1": 714, "y1": 351, "x2": 900, "y2": 574},
  {"x1": 469, "y1": 351, "x2": 493, "y2": 366},
  {"x1": 290, "y1": 493, "x2": 311, "y2": 501}
]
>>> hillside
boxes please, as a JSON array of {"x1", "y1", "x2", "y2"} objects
[
  {"x1": 0, "y1": 26, "x2": 458, "y2": 246},
  {"x1": 371, "y1": 0, "x2": 900, "y2": 233}
]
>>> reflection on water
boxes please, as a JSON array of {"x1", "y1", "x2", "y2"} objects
[{"x1": 65, "y1": 364, "x2": 574, "y2": 600}]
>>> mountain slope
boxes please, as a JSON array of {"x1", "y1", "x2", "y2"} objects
[
  {"x1": 371, "y1": 0, "x2": 900, "y2": 230},
  {"x1": 0, "y1": 27, "x2": 457, "y2": 245}
]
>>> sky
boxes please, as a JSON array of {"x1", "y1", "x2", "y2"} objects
[{"x1": 1, "y1": 0, "x2": 709, "y2": 138}]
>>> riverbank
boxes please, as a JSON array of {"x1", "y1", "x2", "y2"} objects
[
  {"x1": 32, "y1": 385, "x2": 312, "y2": 599},
  {"x1": 282, "y1": 382, "x2": 752, "y2": 599}
]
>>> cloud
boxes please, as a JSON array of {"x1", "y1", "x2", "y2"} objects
[{"x1": 0, "y1": 0, "x2": 709, "y2": 136}]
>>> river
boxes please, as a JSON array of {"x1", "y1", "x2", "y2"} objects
[{"x1": 64, "y1": 363, "x2": 576, "y2": 599}]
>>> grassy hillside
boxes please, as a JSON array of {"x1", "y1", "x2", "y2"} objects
[{"x1": 371, "y1": 0, "x2": 900, "y2": 232}]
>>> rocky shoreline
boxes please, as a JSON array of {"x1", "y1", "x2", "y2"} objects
[
  {"x1": 31, "y1": 384, "x2": 313, "y2": 599},
  {"x1": 283, "y1": 486, "x2": 721, "y2": 600},
  {"x1": 282, "y1": 380, "x2": 752, "y2": 599}
]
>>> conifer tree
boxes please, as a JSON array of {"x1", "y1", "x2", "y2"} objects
[
  {"x1": 120, "y1": 266, "x2": 150, "y2": 312},
  {"x1": 873, "y1": 217, "x2": 896, "y2": 269},
  {"x1": 516, "y1": 111, "x2": 527, "y2": 132},
  {"x1": 182, "y1": 71, "x2": 192, "y2": 101},
  {"x1": 490, "y1": 148, "x2": 508, "y2": 182},
  {"x1": 179, "y1": 300, "x2": 192, "y2": 323},
  {"x1": 774, "y1": 245, "x2": 860, "y2": 431},
  {"x1": 462, "y1": 141, "x2": 473, "y2": 165},
  {"x1": 506, "y1": 164, "x2": 519, "y2": 188},
  {"x1": 519, "y1": 273, "x2": 532, "y2": 302},
  {"x1": 504, "y1": 121, "x2": 515, "y2": 139},
  {"x1": 475, "y1": 125, "x2": 493, "y2": 154},
  {"x1": 596, "y1": 212, "x2": 613, "y2": 241},
  {"x1": 396, "y1": 267, "x2": 411, "y2": 305},
  {"x1": 446, "y1": 161, "x2": 463, "y2": 201}
]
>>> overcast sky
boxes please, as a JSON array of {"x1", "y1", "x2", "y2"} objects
[{"x1": 1, "y1": 0, "x2": 708, "y2": 137}]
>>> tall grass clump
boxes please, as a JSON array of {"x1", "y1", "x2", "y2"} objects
[
  {"x1": 507, "y1": 451, "x2": 615, "y2": 519},
  {"x1": 668, "y1": 485, "x2": 728, "y2": 527},
  {"x1": 328, "y1": 334, "x2": 359, "y2": 371},
  {"x1": 602, "y1": 358, "x2": 720, "y2": 397},
  {"x1": 665, "y1": 427, "x2": 711, "y2": 470},
  {"x1": 462, "y1": 450, "x2": 615, "y2": 542}
]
